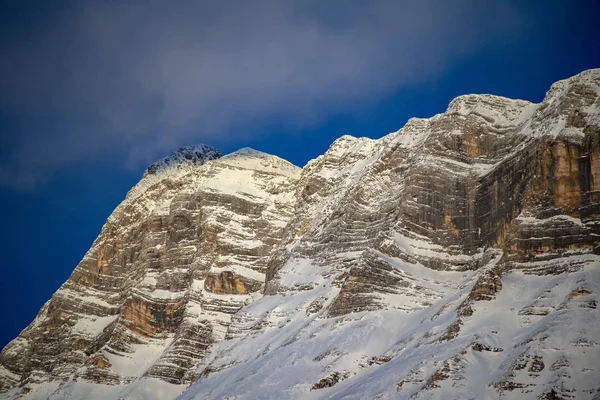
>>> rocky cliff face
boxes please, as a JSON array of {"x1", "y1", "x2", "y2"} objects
[
  {"x1": 1, "y1": 69, "x2": 599, "y2": 400},
  {"x1": 0, "y1": 146, "x2": 300, "y2": 398}
]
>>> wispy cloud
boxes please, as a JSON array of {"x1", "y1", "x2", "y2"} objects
[{"x1": 0, "y1": 0, "x2": 523, "y2": 188}]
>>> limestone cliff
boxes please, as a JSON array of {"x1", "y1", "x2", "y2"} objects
[
  {"x1": 0, "y1": 146, "x2": 300, "y2": 397},
  {"x1": 1, "y1": 69, "x2": 599, "y2": 400}
]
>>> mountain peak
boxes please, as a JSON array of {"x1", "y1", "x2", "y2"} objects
[
  {"x1": 446, "y1": 93, "x2": 534, "y2": 125},
  {"x1": 222, "y1": 147, "x2": 271, "y2": 159},
  {"x1": 219, "y1": 147, "x2": 301, "y2": 178},
  {"x1": 1, "y1": 69, "x2": 599, "y2": 400},
  {"x1": 144, "y1": 144, "x2": 221, "y2": 177}
]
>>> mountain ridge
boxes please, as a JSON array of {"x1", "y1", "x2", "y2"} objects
[{"x1": 1, "y1": 68, "x2": 599, "y2": 400}]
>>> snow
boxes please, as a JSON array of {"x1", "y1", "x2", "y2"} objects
[
  {"x1": 5, "y1": 378, "x2": 185, "y2": 400},
  {"x1": 390, "y1": 231, "x2": 474, "y2": 262},
  {"x1": 57, "y1": 288, "x2": 115, "y2": 309},
  {"x1": 119, "y1": 144, "x2": 220, "y2": 211},
  {"x1": 152, "y1": 199, "x2": 172, "y2": 215},
  {"x1": 516, "y1": 213, "x2": 584, "y2": 226},
  {"x1": 278, "y1": 258, "x2": 326, "y2": 288},
  {"x1": 134, "y1": 288, "x2": 187, "y2": 300},
  {"x1": 72, "y1": 315, "x2": 118, "y2": 336},
  {"x1": 386, "y1": 117, "x2": 433, "y2": 149},
  {"x1": 178, "y1": 255, "x2": 599, "y2": 400},
  {"x1": 446, "y1": 94, "x2": 534, "y2": 125},
  {"x1": 209, "y1": 265, "x2": 265, "y2": 283},
  {"x1": 0, "y1": 366, "x2": 19, "y2": 382},
  {"x1": 0, "y1": 144, "x2": 302, "y2": 399},
  {"x1": 219, "y1": 147, "x2": 301, "y2": 179},
  {"x1": 5, "y1": 69, "x2": 600, "y2": 400},
  {"x1": 106, "y1": 336, "x2": 174, "y2": 377}
]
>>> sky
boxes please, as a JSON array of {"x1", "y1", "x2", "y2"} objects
[{"x1": 0, "y1": 0, "x2": 599, "y2": 350}]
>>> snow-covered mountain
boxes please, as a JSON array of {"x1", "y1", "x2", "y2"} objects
[{"x1": 1, "y1": 69, "x2": 599, "y2": 400}]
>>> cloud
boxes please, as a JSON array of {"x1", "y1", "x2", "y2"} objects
[{"x1": 0, "y1": 0, "x2": 523, "y2": 188}]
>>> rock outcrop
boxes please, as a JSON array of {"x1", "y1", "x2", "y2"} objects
[
  {"x1": 1, "y1": 69, "x2": 599, "y2": 400},
  {"x1": 0, "y1": 147, "x2": 300, "y2": 397},
  {"x1": 183, "y1": 69, "x2": 600, "y2": 400}
]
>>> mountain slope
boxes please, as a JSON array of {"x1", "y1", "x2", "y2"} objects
[
  {"x1": 1, "y1": 69, "x2": 599, "y2": 400},
  {"x1": 0, "y1": 146, "x2": 301, "y2": 398},
  {"x1": 180, "y1": 69, "x2": 600, "y2": 400}
]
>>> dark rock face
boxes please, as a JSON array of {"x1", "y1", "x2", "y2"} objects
[
  {"x1": 144, "y1": 145, "x2": 221, "y2": 176},
  {"x1": 310, "y1": 371, "x2": 351, "y2": 390},
  {"x1": 1, "y1": 70, "x2": 600, "y2": 400}
]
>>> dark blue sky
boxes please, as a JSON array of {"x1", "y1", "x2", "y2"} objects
[{"x1": 1, "y1": 1, "x2": 599, "y2": 350}]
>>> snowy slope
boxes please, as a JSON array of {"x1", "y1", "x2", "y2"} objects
[
  {"x1": 1, "y1": 69, "x2": 599, "y2": 400},
  {"x1": 178, "y1": 68, "x2": 600, "y2": 400},
  {"x1": 0, "y1": 146, "x2": 301, "y2": 399},
  {"x1": 181, "y1": 254, "x2": 600, "y2": 400}
]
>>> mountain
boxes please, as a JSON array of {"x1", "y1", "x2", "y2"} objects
[{"x1": 1, "y1": 69, "x2": 599, "y2": 400}]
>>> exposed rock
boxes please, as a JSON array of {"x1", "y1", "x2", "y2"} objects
[
  {"x1": 468, "y1": 267, "x2": 503, "y2": 301},
  {"x1": 366, "y1": 355, "x2": 392, "y2": 366},
  {"x1": 0, "y1": 146, "x2": 300, "y2": 394},
  {"x1": 310, "y1": 371, "x2": 351, "y2": 390},
  {"x1": 540, "y1": 388, "x2": 565, "y2": 400},
  {"x1": 570, "y1": 288, "x2": 592, "y2": 297},
  {"x1": 2, "y1": 69, "x2": 600, "y2": 400},
  {"x1": 182, "y1": 69, "x2": 600, "y2": 400},
  {"x1": 472, "y1": 343, "x2": 503, "y2": 352},
  {"x1": 529, "y1": 356, "x2": 545, "y2": 373},
  {"x1": 204, "y1": 271, "x2": 257, "y2": 295}
]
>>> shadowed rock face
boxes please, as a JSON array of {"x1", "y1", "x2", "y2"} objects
[{"x1": 1, "y1": 70, "x2": 600, "y2": 400}]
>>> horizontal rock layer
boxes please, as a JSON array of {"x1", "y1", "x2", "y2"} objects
[
  {"x1": 0, "y1": 148, "x2": 301, "y2": 396},
  {"x1": 1, "y1": 69, "x2": 600, "y2": 400}
]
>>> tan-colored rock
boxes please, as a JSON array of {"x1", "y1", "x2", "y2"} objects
[{"x1": 204, "y1": 272, "x2": 248, "y2": 295}]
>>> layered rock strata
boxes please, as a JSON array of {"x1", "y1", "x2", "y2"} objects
[
  {"x1": 0, "y1": 147, "x2": 300, "y2": 397},
  {"x1": 185, "y1": 69, "x2": 600, "y2": 400},
  {"x1": 1, "y1": 69, "x2": 599, "y2": 400}
]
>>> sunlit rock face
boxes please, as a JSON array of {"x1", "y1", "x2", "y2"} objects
[
  {"x1": 0, "y1": 146, "x2": 301, "y2": 397},
  {"x1": 1, "y1": 69, "x2": 599, "y2": 400}
]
